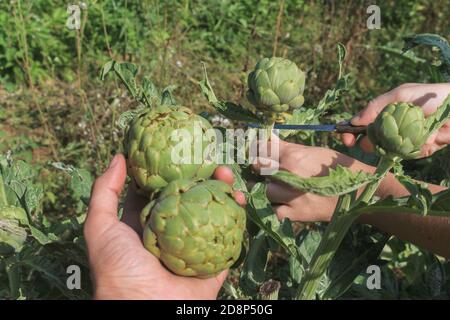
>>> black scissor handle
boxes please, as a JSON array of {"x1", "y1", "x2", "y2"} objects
[{"x1": 335, "y1": 123, "x2": 367, "y2": 134}]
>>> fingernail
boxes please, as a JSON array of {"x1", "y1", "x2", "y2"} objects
[{"x1": 108, "y1": 155, "x2": 119, "y2": 169}]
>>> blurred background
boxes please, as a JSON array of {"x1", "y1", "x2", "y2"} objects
[{"x1": 0, "y1": 0, "x2": 449, "y2": 299}]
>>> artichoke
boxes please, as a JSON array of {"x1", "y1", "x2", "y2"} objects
[
  {"x1": 141, "y1": 179, "x2": 246, "y2": 278},
  {"x1": 247, "y1": 57, "x2": 305, "y2": 115},
  {"x1": 0, "y1": 206, "x2": 28, "y2": 255},
  {"x1": 124, "y1": 105, "x2": 218, "y2": 195},
  {"x1": 367, "y1": 102, "x2": 427, "y2": 160}
]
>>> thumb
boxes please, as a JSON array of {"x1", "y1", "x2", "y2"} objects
[
  {"x1": 85, "y1": 154, "x2": 127, "y2": 240},
  {"x1": 351, "y1": 91, "x2": 398, "y2": 126},
  {"x1": 343, "y1": 90, "x2": 399, "y2": 147}
]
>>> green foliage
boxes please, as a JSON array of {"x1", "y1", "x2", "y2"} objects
[{"x1": 0, "y1": 154, "x2": 91, "y2": 299}]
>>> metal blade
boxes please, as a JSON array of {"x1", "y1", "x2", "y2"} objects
[
  {"x1": 247, "y1": 123, "x2": 337, "y2": 131},
  {"x1": 273, "y1": 124, "x2": 337, "y2": 131}
]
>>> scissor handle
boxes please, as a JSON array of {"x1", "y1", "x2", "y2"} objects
[{"x1": 335, "y1": 124, "x2": 367, "y2": 134}]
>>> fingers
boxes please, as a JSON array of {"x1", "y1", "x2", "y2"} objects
[
  {"x1": 341, "y1": 132, "x2": 357, "y2": 147},
  {"x1": 342, "y1": 86, "x2": 413, "y2": 147},
  {"x1": 232, "y1": 190, "x2": 246, "y2": 207},
  {"x1": 359, "y1": 136, "x2": 374, "y2": 153},
  {"x1": 272, "y1": 205, "x2": 295, "y2": 220},
  {"x1": 85, "y1": 154, "x2": 127, "y2": 240},
  {"x1": 352, "y1": 88, "x2": 406, "y2": 126},
  {"x1": 213, "y1": 166, "x2": 234, "y2": 185},
  {"x1": 213, "y1": 166, "x2": 246, "y2": 206},
  {"x1": 251, "y1": 157, "x2": 280, "y2": 174}
]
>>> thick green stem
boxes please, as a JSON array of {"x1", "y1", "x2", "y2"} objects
[
  {"x1": 6, "y1": 256, "x2": 20, "y2": 299},
  {"x1": 297, "y1": 194, "x2": 352, "y2": 299},
  {"x1": 351, "y1": 157, "x2": 395, "y2": 208},
  {"x1": 0, "y1": 175, "x2": 8, "y2": 208},
  {"x1": 296, "y1": 156, "x2": 394, "y2": 300}
]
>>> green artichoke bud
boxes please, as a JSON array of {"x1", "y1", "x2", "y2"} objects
[
  {"x1": 247, "y1": 57, "x2": 305, "y2": 115},
  {"x1": 141, "y1": 179, "x2": 246, "y2": 278},
  {"x1": 367, "y1": 102, "x2": 427, "y2": 160},
  {"x1": 0, "y1": 206, "x2": 28, "y2": 255},
  {"x1": 124, "y1": 105, "x2": 218, "y2": 195}
]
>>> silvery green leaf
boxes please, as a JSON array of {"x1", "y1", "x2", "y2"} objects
[
  {"x1": 239, "y1": 230, "x2": 269, "y2": 296},
  {"x1": 403, "y1": 33, "x2": 450, "y2": 81},
  {"x1": 118, "y1": 108, "x2": 145, "y2": 129},
  {"x1": 247, "y1": 183, "x2": 303, "y2": 264},
  {"x1": 425, "y1": 94, "x2": 450, "y2": 136},
  {"x1": 270, "y1": 165, "x2": 379, "y2": 196}
]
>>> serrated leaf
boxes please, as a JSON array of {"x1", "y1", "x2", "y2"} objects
[
  {"x1": 322, "y1": 227, "x2": 389, "y2": 299},
  {"x1": 239, "y1": 230, "x2": 269, "y2": 296},
  {"x1": 270, "y1": 165, "x2": 379, "y2": 196},
  {"x1": 141, "y1": 77, "x2": 159, "y2": 107},
  {"x1": 425, "y1": 94, "x2": 450, "y2": 136},
  {"x1": 337, "y1": 43, "x2": 346, "y2": 78},
  {"x1": 403, "y1": 33, "x2": 450, "y2": 81},
  {"x1": 69, "y1": 168, "x2": 94, "y2": 207},
  {"x1": 118, "y1": 108, "x2": 145, "y2": 129},
  {"x1": 160, "y1": 85, "x2": 177, "y2": 106},
  {"x1": 113, "y1": 61, "x2": 139, "y2": 98},
  {"x1": 23, "y1": 184, "x2": 44, "y2": 215},
  {"x1": 247, "y1": 183, "x2": 303, "y2": 264},
  {"x1": 99, "y1": 60, "x2": 114, "y2": 80},
  {"x1": 394, "y1": 166, "x2": 433, "y2": 215}
]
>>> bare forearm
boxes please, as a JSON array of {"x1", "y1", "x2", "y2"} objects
[{"x1": 355, "y1": 164, "x2": 450, "y2": 258}]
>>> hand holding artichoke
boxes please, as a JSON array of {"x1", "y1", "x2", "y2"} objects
[
  {"x1": 367, "y1": 102, "x2": 427, "y2": 160},
  {"x1": 141, "y1": 179, "x2": 246, "y2": 278}
]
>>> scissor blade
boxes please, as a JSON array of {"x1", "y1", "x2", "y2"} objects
[
  {"x1": 272, "y1": 124, "x2": 337, "y2": 131},
  {"x1": 247, "y1": 122, "x2": 367, "y2": 134}
]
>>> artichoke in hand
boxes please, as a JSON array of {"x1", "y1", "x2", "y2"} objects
[
  {"x1": 124, "y1": 104, "x2": 217, "y2": 195},
  {"x1": 141, "y1": 179, "x2": 246, "y2": 278},
  {"x1": 367, "y1": 102, "x2": 427, "y2": 160},
  {"x1": 247, "y1": 57, "x2": 306, "y2": 117}
]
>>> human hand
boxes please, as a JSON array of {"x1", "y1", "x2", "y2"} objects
[
  {"x1": 84, "y1": 154, "x2": 244, "y2": 300},
  {"x1": 252, "y1": 137, "x2": 376, "y2": 222},
  {"x1": 342, "y1": 83, "x2": 450, "y2": 157}
]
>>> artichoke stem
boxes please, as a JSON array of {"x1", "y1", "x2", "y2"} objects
[
  {"x1": 297, "y1": 194, "x2": 353, "y2": 300},
  {"x1": 296, "y1": 156, "x2": 394, "y2": 300},
  {"x1": 351, "y1": 156, "x2": 395, "y2": 208},
  {"x1": 0, "y1": 175, "x2": 8, "y2": 208}
]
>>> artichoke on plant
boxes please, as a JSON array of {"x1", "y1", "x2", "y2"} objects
[
  {"x1": 247, "y1": 57, "x2": 306, "y2": 116},
  {"x1": 124, "y1": 105, "x2": 218, "y2": 195},
  {"x1": 141, "y1": 179, "x2": 246, "y2": 278},
  {"x1": 367, "y1": 102, "x2": 427, "y2": 160}
]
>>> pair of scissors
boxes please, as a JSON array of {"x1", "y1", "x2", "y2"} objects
[{"x1": 249, "y1": 121, "x2": 367, "y2": 134}]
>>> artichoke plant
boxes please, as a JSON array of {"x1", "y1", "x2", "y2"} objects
[
  {"x1": 367, "y1": 102, "x2": 427, "y2": 160},
  {"x1": 124, "y1": 104, "x2": 218, "y2": 195},
  {"x1": 0, "y1": 206, "x2": 28, "y2": 256},
  {"x1": 141, "y1": 179, "x2": 246, "y2": 278},
  {"x1": 247, "y1": 57, "x2": 306, "y2": 117}
]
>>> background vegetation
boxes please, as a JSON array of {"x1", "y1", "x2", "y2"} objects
[{"x1": 0, "y1": 0, "x2": 449, "y2": 299}]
